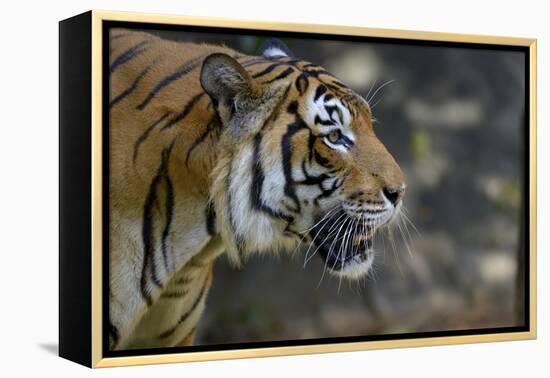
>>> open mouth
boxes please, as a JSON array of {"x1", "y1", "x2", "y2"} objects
[{"x1": 309, "y1": 210, "x2": 377, "y2": 273}]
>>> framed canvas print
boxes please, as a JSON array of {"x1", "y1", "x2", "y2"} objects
[{"x1": 59, "y1": 10, "x2": 537, "y2": 368}]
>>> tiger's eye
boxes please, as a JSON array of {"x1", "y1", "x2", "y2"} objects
[{"x1": 327, "y1": 130, "x2": 341, "y2": 143}]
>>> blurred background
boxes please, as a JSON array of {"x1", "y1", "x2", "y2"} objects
[{"x1": 146, "y1": 28, "x2": 527, "y2": 345}]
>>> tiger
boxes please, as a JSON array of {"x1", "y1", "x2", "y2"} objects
[{"x1": 109, "y1": 28, "x2": 406, "y2": 350}]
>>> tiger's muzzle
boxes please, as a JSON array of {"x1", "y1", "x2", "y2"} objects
[{"x1": 309, "y1": 204, "x2": 396, "y2": 277}]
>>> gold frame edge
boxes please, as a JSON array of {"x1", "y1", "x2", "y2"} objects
[
  {"x1": 528, "y1": 40, "x2": 537, "y2": 338},
  {"x1": 91, "y1": 10, "x2": 104, "y2": 368}
]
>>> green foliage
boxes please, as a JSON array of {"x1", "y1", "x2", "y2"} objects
[
  {"x1": 494, "y1": 179, "x2": 521, "y2": 211},
  {"x1": 237, "y1": 36, "x2": 261, "y2": 54},
  {"x1": 410, "y1": 128, "x2": 432, "y2": 160}
]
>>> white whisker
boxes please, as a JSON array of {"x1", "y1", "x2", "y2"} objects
[
  {"x1": 304, "y1": 212, "x2": 349, "y2": 267},
  {"x1": 367, "y1": 79, "x2": 395, "y2": 105},
  {"x1": 317, "y1": 217, "x2": 351, "y2": 287},
  {"x1": 388, "y1": 222, "x2": 404, "y2": 277},
  {"x1": 399, "y1": 212, "x2": 416, "y2": 249},
  {"x1": 302, "y1": 211, "x2": 346, "y2": 267},
  {"x1": 400, "y1": 206, "x2": 421, "y2": 236},
  {"x1": 364, "y1": 79, "x2": 377, "y2": 103},
  {"x1": 298, "y1": 207, "x2": 340, "y2": 234},
  {"x1": 396, "y1": 216, "x2": 414, "y2": 259}
]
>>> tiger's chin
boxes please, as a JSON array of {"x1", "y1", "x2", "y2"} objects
[{"x1": 308, "y1": 210, "x2": 379, "y2": 279}]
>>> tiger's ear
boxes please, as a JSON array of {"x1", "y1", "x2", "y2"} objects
[
  {"x1": 200, "y1": 53, "x2": 258, "y2": 106},
  {"x1": 256, "y1": 38, "x2": 294, "y2": 58}
]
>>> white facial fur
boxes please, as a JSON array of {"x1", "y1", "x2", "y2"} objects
[{"x1": 303, "y1": 89, "x2": 355, "y2": 153}]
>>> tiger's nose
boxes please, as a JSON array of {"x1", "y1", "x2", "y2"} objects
[{"x1": 382, "y1": 186, "x2": 405, "y2": 206}]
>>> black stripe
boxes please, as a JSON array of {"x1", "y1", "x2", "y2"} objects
[
  {"x1": 251, "y1": 63, "x2": 281, "y2": 79},
  {"x1": 314, "y1": 85, "x2": 327, "y2": 101},
  {"x1": 205, "y1": 201, "x2": 216, "y2": 236},
  {"x1": 295, "y1": 73, "x2": 310, "y2": 95},
  {"x1": 331, "y1": 80, "x2": 348, "y2": 88},
  {"x1": 185, "y1": 118, "x2": 218, "y2": 165},
  {"x1": 133, "y1": 112, "x2": 171, "y2": 165},
  {"x1": 281, "y1": 101, "x2": 308, "y2": 213},
  {"x1": 287, "y1": 99, "x2": 299, "y2": 114},
  {"x1": 226, "y1": 155, "x2": 247, "y2": 259},
  {"x1": 323, "y1": 104, "x2": 342, "y2": 116},
  {"x1": 302, "y1": 69, "x2": 347, "y2": 96},
  {"x1": 160, "y1": 166, "x2": 175, "y2": 272},
  {"x1": 326, "y1": 104, "x2": 343, "y2": 126},
  {"x1": 258, "y1": 83, "x2": 292, "y2": 132},
  {"x1": 261, "y1": 67, "x2": 294, "y2": 84},
  {"x1": 244, "y1": 57, "x2": 304, "y2": 71},
  {"x1": 324, "y1": 83, "x2": 344, "y2": 93},
  {"x1": 314, "y1": 175, "x2": 344, "y2": 205},
  {"x1": 314, "y1": 149, "x2": 332, "y2": 168},
  {"x1": 296, "y1": 158, "x2": 330, "y2": 186},
  {"x1": 240, "y1": 58, "x2": 272, "y2": 67},
  {"x1": 109, "y1": 65, "x2": 152, "y2": 108},
  {"x1": 246, "y1": 83, "x2": 295, "y2": 221},
  {"x1": 301, "y1": 63, "x2": 320, "y2": 69},
  {"x1": 310, "y1": 69, "x2": 333, "y2": 77},
  {"x1": 108, "y1": 322, "x2": 120, "y2": 348},
  {"x1": 280, "y1": 58, "x2": 302, "y2": 65},
  {"x1": 307, "y1": 129, "x2": 316, "y2": 163},
  {"x1": 136, "y1": 55, "x2": 204, "y2": 110},
  {"x1": 141, "y1": 172, "x2": 163, "y2": 304},
  {"x1": 140, "y1": 142, "x2": 176, "y2": 305},
  {"x1": 110, "y1": 40, "x2": 149, "y2": 73},
  {"x1": 159, "y1": 281, "x2": 208, "y2": 338},
  {"x1": 319, "y1": 131, "x2": 354, "y2": 148},
  {"x1": 340, "y1": 134, "x2": 354, "y2": 148},
  {"x1": 251, "y1": 133, "x2": 294, "y2": 223},
  {"x1": 161, "y1": 92, "x2": 205, "y2": 130},
  {"x1": 314, "y1": 115, "x2": 334, "y2": 126}
]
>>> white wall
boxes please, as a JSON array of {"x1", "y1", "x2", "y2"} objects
[{"x1": 1, "y1": 0, "x2": 546, "y2": 376}]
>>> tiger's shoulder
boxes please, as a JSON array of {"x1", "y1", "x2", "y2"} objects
[{"x1": 109, "y1": 28, "x2": 239, "y2": 112}]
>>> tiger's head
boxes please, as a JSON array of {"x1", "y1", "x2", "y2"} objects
[{"x1": 202, "y1": 39, "x2": 405, "y2": 279}]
